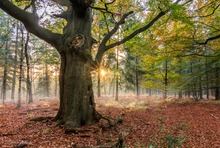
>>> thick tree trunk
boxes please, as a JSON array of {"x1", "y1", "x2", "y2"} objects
[
  {"x1": 54, "y1": 52, "x2": 99, "y2": 128},
  {"x1": 53, "y1": 4, "x2": 100, "y2": 128}
]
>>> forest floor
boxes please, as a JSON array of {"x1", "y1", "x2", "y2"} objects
[{"x1": 0, "y1": 96, "x2": 220, "y2": 148}]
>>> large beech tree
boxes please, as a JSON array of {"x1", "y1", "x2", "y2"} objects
[{"x1": 0, "y1": 0, "x2": 183, "y2": 128}]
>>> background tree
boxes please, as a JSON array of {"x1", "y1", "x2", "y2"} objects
[
  {"x1": 17, "y1": 24, "x2": 25, "y2": 108},
  {"x1": 24, "y1": 32, "x2": 33, "y2": 103},
  {"x1": 11, "y1": 21, "x2": 19, "y2": 100},
  {"x1": 0, "y1": 12, "x2": 15, "y2": 103}
]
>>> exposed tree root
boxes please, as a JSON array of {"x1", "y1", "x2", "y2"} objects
[
  {"x1": 62, "y1": 108, "x2": 124, "y2": 132},
  {"x1": 63, "y1": 110, "x2": 124, "y2": 135},
  {"x1": 95, "y1": 109, "x2": 125, "y2": 127},
  {"x1": 53, "y1": 120, "x2": 65, "y2": 127}
]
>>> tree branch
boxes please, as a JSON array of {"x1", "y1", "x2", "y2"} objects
[
  {"x1": 95, "y1": 11, "x2": 166, "y2": 64},
  {"x1": 0, "y1": 0, "x2": 62, "y2": 48},
  {"x1": 176, "y1": 52, "x2": 220, "y2": 58},
  {"x1": 90, "y1": 0, "x2": 116, "y2": 15},
  {"x1": 188, "y1": 3, "x2": 220, "y2": 18},
  {"x1": 199, "y1": 34, "x2": 220, "y2": 45},
  {"x1": 106, "y1": 11, "x2": 166, "y2": 50},
  {"x1": 95, "y1": 11, "x2": 134, "y2": 64}
]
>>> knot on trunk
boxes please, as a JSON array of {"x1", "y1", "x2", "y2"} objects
[{"x1": 69, "y1": 34, "x2": 85, "y2": 49}]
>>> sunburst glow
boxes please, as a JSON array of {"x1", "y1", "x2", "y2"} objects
[{"x1": 100, "y1": 69, "x2": 106, "y2": 76}]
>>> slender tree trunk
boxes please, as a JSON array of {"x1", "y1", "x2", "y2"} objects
[
  {"x1": 97, "y1": 68, "x2": 101, "y2": 97},
  {"x1": 44, "y1": 53, "x2": 50, "y2": 97},
  {"x1": 198, "y1": 60, "x2": 203, "y2": 100},
  {"x1": 177, "y1": 58, "x2": 183, "y2": 99},
  {"x1": 187, "y1": 90, "x2": 191, "y2": 98},
  {"x1": 199, "y1": 76, "x2": 203, "y2": 100},
  {"x1": 24, "y1": 32, "x2": 33, "y2": 103},
  {"x1": 32, "y1": 64, "x2": 36, "y2": 97},
  {"x1": 55, "y1": 66, "x2": 58, "y2": 97},
  {"x1": 215, "y1": 65, "x2": 220, "y2": 100},
  {"x1": 1, "y1": 39, "x2": 9, "y2": 104},
  {"x1": 109, "y1": 78, "x2": 113, "y2": 96},
  {"x1": 135, "y1": 56, "x2": 139, "y2": 96},
  {"x1": 211, "y1": 89, "x2": 215, "y2": 97},
  {"x1": 17, "y1": 25, "x2": 24, "y2": 108},
  {"x1": 111, "y1": 76, "x2": 115, "y2": 97},
  {"x1": 149, "y1": 88, "x2": 152, "y2": 96},
  {"x1": 55, "y1": 76, "x2": 58, "y2": 97},
  {"x1": 0, "y1": 87, "x2": 2, "y2": 101},
  {"x1": 191, "y1": 62, "x2": 198, "y2": 100},
  {"x1": 11, "y1": 22, "x2": 19, "y2": 100},
  {"x1": 163, "y1": 59, "x2": 168, "y2": 99},
  {"x1": 178, "y1": 90, "x2": 182, "y2": 99},
  {"x1": 205, "y1": 58, "x2": 209, "y2": 99},
  {"x1": 115, "y1": 48, "x2": 119, "y2": 101}
]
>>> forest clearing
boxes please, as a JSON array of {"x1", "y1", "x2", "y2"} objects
[{"x1": 0, "y1": 97, "x2": 220, "y2": 147}]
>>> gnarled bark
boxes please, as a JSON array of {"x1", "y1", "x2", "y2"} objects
[{"x1": 53, "y1": 2, "x2": 100, "y2": 128}]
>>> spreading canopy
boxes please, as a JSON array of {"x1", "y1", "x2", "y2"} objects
[{"x1": 0, "y1": 0, "x2": 184, "y2": 66}]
